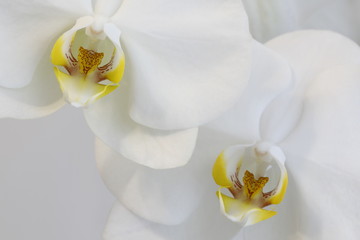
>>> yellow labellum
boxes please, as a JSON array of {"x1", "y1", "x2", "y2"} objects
[
  {"x1": 51, "y1": 25, "x2": 125, "y2": 107},
  {"x1": 213, "y1": 143, "x2": 288, "y2": 226}
]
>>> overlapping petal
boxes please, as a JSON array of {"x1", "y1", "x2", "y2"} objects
[
  {"x1": 96, "y1": 126, "x2": 240, "y2": 225},
  {"x1": 242, "y1": 65, "x2": 360, "y2": 240},
  {"x1": 261, "y1": 30, "x2": 360, "y2": 143},
  {"x1": 0, "y1": 53, "x2": 65, "y2": 119},
  {"x1": 110, "y1": 0, "x2": 252, "y2": 130},
  {"x1": 101, "y1": 30, "x2": 360, "y2": 238},
  {"x1": 242, "y1": 0, "x2": 360, "y2": 44},
  {"x1": 208, "y1": 41, "x2": 292, "y2": 143},
  {"x1": 85, "y1": 77, "x2": 198, "y2": 169},
  {"x1": 0, "y1": 0, "x2": 92, "y2": 88},
  {"x1": 100, "y1": 126, "x2": 246, "y2": 239},
  {"x1": 103, "y1": 200, "x2": 241, "y2": 240},
  {"x1": 266, "y1": 30, "x2": 360, "y2": 87}
]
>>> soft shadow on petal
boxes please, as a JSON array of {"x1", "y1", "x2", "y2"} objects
[
  {"x1": 266, "y1": 30, "x2": 360, "y2": 91},
  {"x1": 111, "y1": 0, "x2": 252, "y2": 130},
  {"x1": 244, "y1": 66, "x2": 360, "y2": 239},
  {"x1": 103, "y1": 199, "x2": 242, "y2": 240},
  {"x1": 0, "y1": 44, "x2": 65, "y2": 119},
  {"x1": 261, "y1": 30, "x2": 360, "y2": 143},
  {"x1": 242, "y1": 0, "x2": 360, "y2": 44},
  {"x1": 0, "y1": 0, "x2": 92, "y2": 88},
  {"x1": 209, "y1": 41, "x2": 292, "y2": 143},
  {"x1": 96, "y1": 127, "x2": 240, "y2": 226},
  {"x1": 85, "y1": 78, "x2": 197, "y2": 169}
]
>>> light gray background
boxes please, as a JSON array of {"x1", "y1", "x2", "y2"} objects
[{"x1": 0, "y1": 106, "x2": 115, "y2": 240}]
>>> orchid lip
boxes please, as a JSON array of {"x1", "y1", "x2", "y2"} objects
[
  {"x1": 213, "y1": 141, "x2": 288, "y2": 226},
  {"x1": 51, "y1": 16, "x2": 125, "y2": 108}
]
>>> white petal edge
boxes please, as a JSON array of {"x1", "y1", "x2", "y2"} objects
[
  {"x1": 85, "y1": 78, "x2": 198, "y2": 169},
  {"x1": 260, "y1": 30, "x2": 360, "y2": 143},
  {"x1": 242, "y1": 0, "x2": 360, "y2": 44},
  {"x1": 96, "y1": 138, "x2": 203, "y2": 225},
  {"x1": 244, "y1": 65, "x2": 360, "y2": 240},
  {"x1": 208, "y1": 40, "x2": 292, "y2": 143},
  {"x1": 0, "y1": 0, "x2": 92, "y2": 88},
  {"x1": 103, "y1": 200, "x2": 242, "y2": 240},
  {"x1": 111, "y1": 0, "x2": 252, "y2": 130},
  {"x1": 96, "y1": 126, "x2": 245, "y2": 225},
  {"x1": 0, "y1": 49, "x2": 65, "y2": 119}
]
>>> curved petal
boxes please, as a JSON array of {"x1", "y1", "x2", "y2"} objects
[
  {"x1": 104, "y1": 200, "x2": 242, "y2": 240},
  {"x1": 242, "y1": 0, "x2": 360, "y2": 44},
  {"x1": 96, "y1": 138, "x2": 202, "y2": 225},
  {"x1": 0, "y1": 0, "x2": 92, "y2": 88},
  {"x1": 111, "y1": 0, "x2": 252, "y2": 130},
  {"x1": 266, "y1": 30, "x2": 360, "y2": 87},
  {"x1": 261, "y1": 30, "x2": 360, "y2": 143},
  {"x1": 0, "y1": 49, "x2": 65, "y2": 119},
  {"x1": 85, "y1": 76, "x2": 198, "y2": 169},
  {"x1": 96, "y1": 126, "x2": 241, "y2": 225},
  {"x1": 212, "y1": 144, "x2": 249, "y2": 188},
  {"x1": 208, "y1": 41, "x2": 292, "y2": 143},
  {"x1": 217, "y1": 191, "x2": 276, "y2": 226},
  {"x1": 244, "y1": 65, "x2": 360, "y2": 239}
]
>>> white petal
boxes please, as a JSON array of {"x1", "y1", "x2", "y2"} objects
[
  {"x1": 266, "y1": 30, "x2": 360, "y2": 86},
  {"x1": 104, "y1": 200, "x2": 241, "y2": 240},
  {"x1": 96, "y1": 126, "x2": 242, "y2": 225},
  {"x1": 209, "y1": 41, "x2": 292, "y2": 143},
  {"x1": 85, "y1": 78, "x2": 198, "y2": 169},
  {"x1": 242, "y1": 0, "x2": 298, "y2": 42},
  {"x1": 0, "y1": 0, "x2": 92, "y2": 88},
  {"x1": 243, "y1": 65, "x2": 360, "y2": 239},
  {"x1": 0, "y1": 53, "x2": 65, "y2": 119},
  {"x1": 96, "y1": 138, "x2": 202, "y2": 225},
  {"x1": 242, "y1": 0, "x2": 360, "y2": 44},
  {"x1": 93, "y1": 0, "x2": 124, "y2": 17},
  {"x1": 261, "y1": 30, "x2": 360, "y2": 143},
  {"x1": 111, "y1": 0, "x2": 252, "y2": 130}
]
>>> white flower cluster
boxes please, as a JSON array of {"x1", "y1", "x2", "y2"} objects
[{"x1": 1, "y1": 0, "x2": 359, "y2": 239}]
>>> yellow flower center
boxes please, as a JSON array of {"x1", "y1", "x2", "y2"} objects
[
  {"x1": 78, "y1": 47, "x2": 104, "y2": 75},
  {"x1": 243, "y1": 170, "x2": 269, "y2": 199},
  {"x1": 50, "y1": 24, "x2": 125, "y2": 107}
]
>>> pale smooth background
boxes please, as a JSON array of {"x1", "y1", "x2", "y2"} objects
[{"x1": 0, "y1": 106, "x2": 114, "y2": 240}]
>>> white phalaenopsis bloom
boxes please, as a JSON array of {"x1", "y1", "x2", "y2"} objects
[
  {"x1": 97, "y1": 30, "x2": 360, "y2": 239},
  {"x1": 0, "y1": 0, "x2": 252, "y2": 168}
]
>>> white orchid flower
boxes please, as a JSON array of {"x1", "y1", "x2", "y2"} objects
[
  {"x1": 0, "y1": 0, "x2": 252, "y2": 169},
  {"x1": 97, "y1": 30, "x2": 360, "y2": 239},
  {"x1": 96, "y1": 37, "x2": 292, "y2": 226},
  {"x1": 241, "y1": 0, "x2": 360, "y2": 44}
]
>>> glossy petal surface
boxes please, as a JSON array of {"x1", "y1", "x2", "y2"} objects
[{"x1": 112, "y1": 0, "x2": 252, "y2": 130}]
